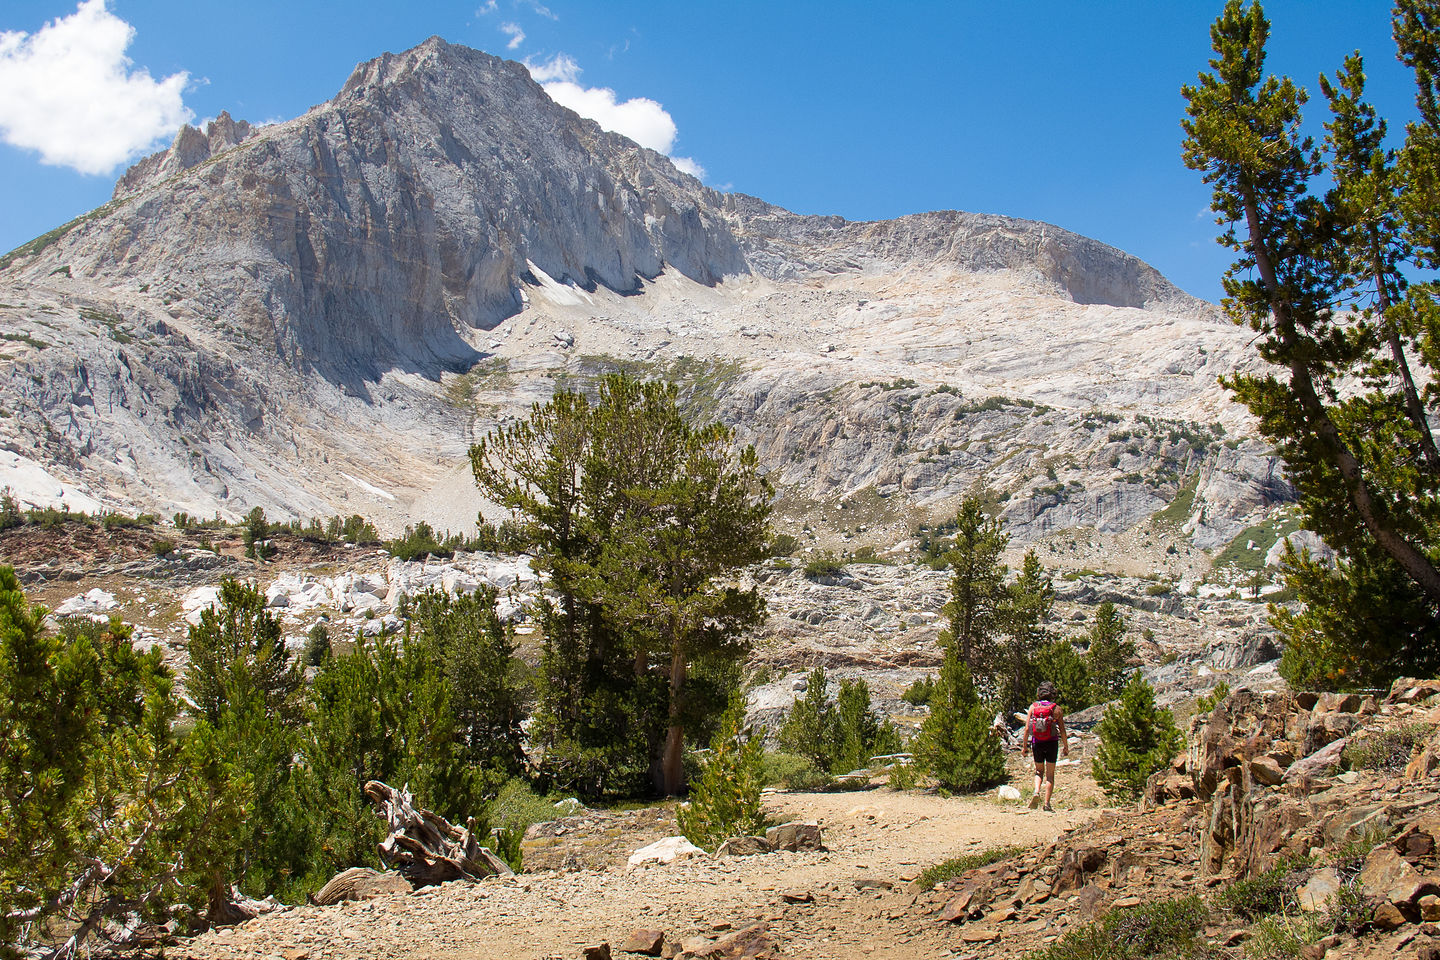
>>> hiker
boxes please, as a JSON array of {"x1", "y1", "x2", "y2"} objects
[{"x1": 1022, "y1": 680, "x2": 1068, "y2": 811}]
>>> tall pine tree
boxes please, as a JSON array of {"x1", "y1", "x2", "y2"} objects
[{"x1": 1182, "y1": 0, "x2": 1440, "y2": 686}]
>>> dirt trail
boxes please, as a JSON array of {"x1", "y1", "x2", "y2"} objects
[{"x1": 179, "y1": 783, "x2": 1105, "y2": 960}]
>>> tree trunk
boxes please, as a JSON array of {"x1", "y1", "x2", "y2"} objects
[
  {"x1": 660, "y1": 646, "x2": 687, "y2": 796},
  {"x1": 1369, "y1": 234, "x2": 1440, "y2": 470}
]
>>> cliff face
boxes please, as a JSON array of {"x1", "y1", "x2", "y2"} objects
[
  {"x1": 0, "y1": 38, "x2": 1282, "y2": 563},
  {"x1": 9, "y1": 38, "x2": 745, "y2": 378}
]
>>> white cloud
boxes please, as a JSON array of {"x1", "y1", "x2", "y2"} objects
[
  {"x1": 0, "y1": 0, "x2": 190, "y2": 175},
  {"x1": 525, "y1": 54, "x2": 704, "y2": 181},
  {"x1": 475, "y1": 1, "x2": 498, "y2": 13},
  {"x1": 500, "y1": 22, "x2": 525, "y2": 50},
  {"x1": 671, "y1": 156, "x2": 705, "y2": 180},
  {"x1": 520, "y1": 0, "x2": 558, "y2": 20},
  {"x1": 526, "y1": 52, "x2": 579, "y2": 84}
]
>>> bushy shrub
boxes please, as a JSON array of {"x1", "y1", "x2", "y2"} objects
[
  {"x1": 678, "y1": 697, "x2": 766, "y2": 850},
  {"x1": 777, "y1": 666, "x2": 902, "y2": 774},
  {"x1": 760, "y1": 750, "x2": 833, "y2": 791},
  {"x1": 1342, "y1": 724, "x2": 1427, "y2": 773},
  {"x1": 802, "y1": 552, "x2": 845, "y2": 579},
  {"x1": 1027, "y1": 895, "x2": 1209, "y2": 960},
  {"x1": 0, "y1": 489, "x2": 21, "y2": 531},
  {"x1": 1215, "y1": 856, "x2": 1307, "y2": 921},
  {"x1": 1244, "y1": 913, "x2": 1331, "y2": 960},
  {"x1": 304, "y1": 622, "x2": 331, "y2": 666},
  {"x1": 915, "y1": 657, "x2": 1005, "y2": 793},
  {"x1": 902, "y1": 674, "x2": 935, "y2": 706},
  {"x1": 1092, "y1": 675, "x2": 1183, "y2": 801},
  {"x1": 917, "y1": 845, "x2": 1025, "y2": 890},
  {"x1": 1195, "y1": 680, "x2": 1231, "y2": 715}
]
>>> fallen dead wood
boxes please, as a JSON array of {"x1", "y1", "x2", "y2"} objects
[{"x1": 363, "y1": 780, "x2": 513, "y2": 886}]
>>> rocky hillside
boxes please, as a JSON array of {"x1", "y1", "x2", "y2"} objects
[{"x1": 0, "y1": 37, "x2": 1290, "y2": 573}]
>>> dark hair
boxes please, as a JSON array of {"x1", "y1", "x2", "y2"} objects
[{"x1": 1036, "y1": 681, "x2": 1058, "y2": 702}]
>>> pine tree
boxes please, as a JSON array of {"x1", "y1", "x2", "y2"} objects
[
  {"x1": 472, "y1": 374, "x2": 771, "y2": 797},
  {"x1": 1092, "y1": 675, "x2": 1184, "y2": 801},
  {"x1": 186, "y1": 578, "x2": 302, "y2": 726},
  {"x1": 0, "y1": 569, "x2": 250, "y2": 954},
  {"x1": 1032, "y1": 638, "x2": 1091, "y2": 712},
  {"x1": 407, "y1": 586, "x2": 527, "y2": 775},
  {"x1": 1083, "y1": 601, "x2": 1135, "y2": 703},
  {"x1": 677, "y1": 696, "x2": 765, "y2": 851},
  {"x1": 915, "y1": 656, "x2": 1005, "y2": 793},
  {"x1": 1182, "y1": 0, "x2": 1440, "y2": 686},
  {"x1": 938, "y1": 496, "x2": 1008, "y2": 676},
  {"x1": 777, "y1": 665, "x2": 840, "y2": 771},
  {"x1": 990, "y1": 549, "x2": 1053, "y2": 715}
]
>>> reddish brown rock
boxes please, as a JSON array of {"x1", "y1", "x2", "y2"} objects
[
  {"x1": 622, "y1": 930, "x2": 666, "y2": 956},
  {"x1": 581, "y1": 944, "x2": 612, "y2": 960}
]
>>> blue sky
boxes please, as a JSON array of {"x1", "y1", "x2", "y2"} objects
[{"x1": 0, "y1": 1, "x2": 1419, "y2": 303}]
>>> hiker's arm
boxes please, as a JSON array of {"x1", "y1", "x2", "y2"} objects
[{"x1": 1058, "y1": 711, "x2": 1069, "y2": 757}]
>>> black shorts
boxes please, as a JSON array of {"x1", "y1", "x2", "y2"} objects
[{"x1": 1031, "y1": 739, "x2": 1060, "y2": 764}]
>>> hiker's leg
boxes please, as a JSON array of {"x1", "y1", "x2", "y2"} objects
[
  {"x1": 1032, "y1": 760, "x2": 1044, "y2": 799},
  {"x1": 1043, "y1": 761, "x2": 1057, "y2": 807}
]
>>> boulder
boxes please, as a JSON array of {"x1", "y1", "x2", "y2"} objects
[
  {"x1": 1297, "y1": 868, "x2": 1341, "y2": 913},
  {"x1": 581, "y1": 944, "x2": 611, "y2": 960},
  {"x1": 1054, "y1": 846, "x2": 1108, "y2": 893},
  {"x1": 622, "y1": 930, "x2": 665, "y2": 956},
  {"x1": 715, "y1": 836, "x2": 774, "y2": 857},
  {"x1": 629, "y1": 836, "x2": 706, "y2": 866},
  {"x1": 1249, "y1": 756, "x2": 1284, "y2": 787},
  {"x1": 997, "y1": 785, "x2": 1023, "y2": 802},
  {"x1": 1284, "y1": 738, "x2": 1349, "y2": 784},
  {"x1": 765, "y1": 822, "x2": 824, "y2": 852},
  {"x1": 1361, "y1": 846, "x2": 1439, "y2": 906}
]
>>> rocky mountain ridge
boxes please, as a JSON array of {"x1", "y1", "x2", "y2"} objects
[{"x1": 0, "y1": 37, "x2": 1289, "y2": 575}]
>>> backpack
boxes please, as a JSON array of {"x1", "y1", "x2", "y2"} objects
[{"x1": 1030, "y1": 701, "x2": 1057, "y2": 741}]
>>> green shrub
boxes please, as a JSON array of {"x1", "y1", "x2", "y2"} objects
[
  {"x1": 1026, "y1": 895, "x2": 1210, "y2": 960},
  {"x1": 1215, "y1": 857, "x2": 1307, "y2": 921},
  {"x1": 1342, "y1": 724, "x2": 1428, "y2": 773},
  {"x1": 386, "y1": 521, "x2": 463, "y2": 561},
  {"x1": 490, "y1": 777, "x2": 563, "y2": 835},
  {"x1": 304, "y1": 622, "x2": 331, "y2": 666},
  {"x1": 492, "y1": 825, "x2": 524, "y2": 873},
  {"x1": 1325, "y1": 879, "x2": 1372, "y2": 935},
  {"x1": 760, "y1": 750, "x2": 833, "y2": 791},
  {"x1": 678, "y1": 697, "x2": 766, "y2": 850},
  {"x1": 917, "y1": 844, "x2": 1025, "y2": 891},
  {"x1": 915, "y1": 657, "x2": 1005, "y2": 793},
  {"x1": 1092, "y1": 675, "x2": 1183, "y2": 801},
  {"x1": 0, "y1": 489, "x2": 22, "y2": 531},
  {"x1": 151, "y1": 537, "x2": 176, "y2": 557},
  {"x1": 902, "y1": 675, "x2": 935, "y2": 706},
  {"x1": 803, "y1": 552, "x2": 845, "y2": 579},
  {"x1": 1244, "y1": 912, "x2": 1330, "y2": 960},
  {"x1": 770, "y1": 532, "x2": 800, "y2": 557},
  {"x1": 886, "y1": 758, "x2": 919, "y2": 791},
  {"x1": 1195, "y1": 681, "x2": 1231, "y2": 715}
]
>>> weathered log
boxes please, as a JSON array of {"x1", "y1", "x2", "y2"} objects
[{"x1": 363, "y1": 780, "x2": 514, "y2": 886}]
